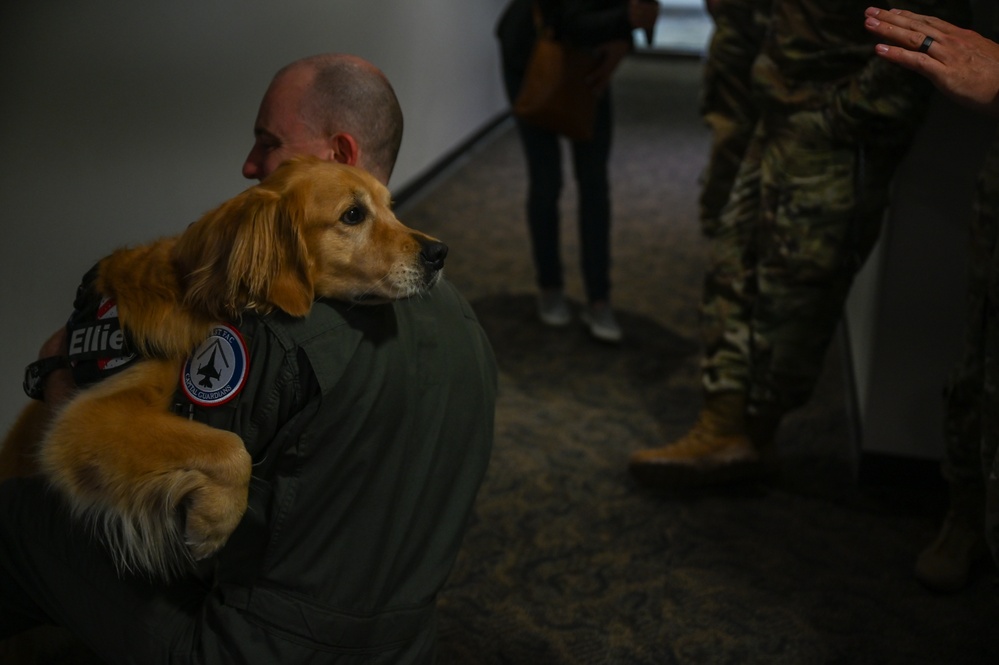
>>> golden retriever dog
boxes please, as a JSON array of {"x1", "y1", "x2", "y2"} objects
[{"x1": 0, "y1": 155, "x2": 447, "y2": 579}]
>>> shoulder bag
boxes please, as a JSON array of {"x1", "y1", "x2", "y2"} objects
[{"x1": 512, "y1": 2, "x2": 598, "y2": 141}]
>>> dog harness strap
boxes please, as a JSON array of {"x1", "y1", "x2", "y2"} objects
[
  {"x1": 22, "y1": 355, "x2": 70, "y2": 400},
  {"x1": 67, "y1": 318, "x2": 127, "y2": 362},
  {"x1": 65, "y1": 264, "x2": 137, "y2": 386}
]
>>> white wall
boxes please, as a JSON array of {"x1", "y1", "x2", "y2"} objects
[{"x1": 0, "y1": 1, "x2": 508, "y2": 430}]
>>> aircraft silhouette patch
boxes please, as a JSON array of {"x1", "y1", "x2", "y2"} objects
[{"x1": 181, "y1": 324, "x2": 249, "y2": 407}]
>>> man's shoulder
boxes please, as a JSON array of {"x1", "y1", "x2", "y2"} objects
[
  {"x1": 396, "y1": 278, "x2": 477, "y2": 319},
  {"x1": 239, "y1": 300, "x2": 355, "y2": 345},
  {"x1": 235, "y1": 278, "x2": 479, "y2": 349}
]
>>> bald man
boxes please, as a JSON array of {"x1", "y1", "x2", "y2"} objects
[
  {"x1": 0, "y1": 54, "x2": 497, "y2": 664},
  {"x1": 243, "y1": 54, "x2": 404, "y2": 184}
]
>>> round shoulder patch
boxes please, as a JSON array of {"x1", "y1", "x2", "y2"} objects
[{"x1": 181, "y1": 325, "x2": 249, "y2": 407}]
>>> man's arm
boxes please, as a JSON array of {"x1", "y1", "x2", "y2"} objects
[{"x1": 36, "y1": 328, "x2": 75, "y2": 409}]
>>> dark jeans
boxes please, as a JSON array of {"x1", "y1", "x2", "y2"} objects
[{"x1": 503, "y1": 66, "x2": 614, "y2": 303}]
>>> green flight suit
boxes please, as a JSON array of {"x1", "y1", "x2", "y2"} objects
[{"x1": 0, "y1": 278, "x2": 497, "y2": 664}]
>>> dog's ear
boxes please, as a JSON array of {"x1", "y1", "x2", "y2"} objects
[
  {"x1": 174, "y1": 186, "x2": 315, "y2": 319},
  {"x1": 227, "y1": 186, "x2": 316, "y2": 317}
]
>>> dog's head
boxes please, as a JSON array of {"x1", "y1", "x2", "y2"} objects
[{"x1": 173, "y1": 156, "x2": 447, "y2": 319}]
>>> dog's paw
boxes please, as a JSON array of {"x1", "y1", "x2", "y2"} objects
[
  {"x1": 183, "y1": 479, "x2": 249, "y2": 559},
  {"x1": 182, "y1": 447, "x2": 252, "y2": 560}
]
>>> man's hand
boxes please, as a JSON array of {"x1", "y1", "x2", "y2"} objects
[
  {"x1": 865, "y1": 6, "x2": 999, "y2": 117},
  {"x1": 38, "y1": 327, "x2": 75, "y2": 409}
]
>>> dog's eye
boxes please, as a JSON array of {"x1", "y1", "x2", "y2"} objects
[{"x1": 340, "y1": 206, "x2": 366, "y2": 226}]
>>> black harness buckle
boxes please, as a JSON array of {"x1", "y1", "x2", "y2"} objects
[{"x1": 23, "y1": 356, "x2": 70, "y2": 401}]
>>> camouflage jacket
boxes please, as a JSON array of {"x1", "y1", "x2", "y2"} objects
[{"x1": 752, "y1": 0, "x2": 974, "y2": 140}]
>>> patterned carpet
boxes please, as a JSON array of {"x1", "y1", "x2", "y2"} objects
[{"x1": 397, "y1": 57, "x2": 999, "y2": 664}]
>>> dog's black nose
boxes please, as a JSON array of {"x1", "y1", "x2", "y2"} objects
[{"x1": 420, "y1": 240, "x2": 448, "y2": 271}]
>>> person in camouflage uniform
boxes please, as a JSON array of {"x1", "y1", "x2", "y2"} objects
[
  {"x1": 913, "y1": 132, "x2": 999, "y2": 591},
  {"x1": 982, "y1": 146, "x2": 999, "y2": 581},
  {"x1": 698, "y1": 0, "x2": 771, "y2": 238},
  {"x1": 863, "y1": 4, "x2": 999, "y2": 592},
  {"x1": 629, "y1": 0, "x2": 973, "y2": 488}
]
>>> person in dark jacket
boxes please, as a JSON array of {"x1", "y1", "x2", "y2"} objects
[
  {"x1": 0, "y1": 53, "x2": 497, "y2": 664},
  {"x1": 496, "y1": 0, "x2": 657, "y2": 343}
]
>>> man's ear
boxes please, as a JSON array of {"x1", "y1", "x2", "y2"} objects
[{"x1": 327, "y1": 132, "x2": 360, "y2": 167}]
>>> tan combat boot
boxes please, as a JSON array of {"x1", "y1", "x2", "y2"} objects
[
  {"x1": 914, "y1": 482, "x2": 988, "y2": 593},
  {"x1": 628, "y1": 392, "x2": 771, "y2": 488}
]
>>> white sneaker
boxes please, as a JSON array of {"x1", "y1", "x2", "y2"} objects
[
  {"x1": 538, "y1": 291, "x2": 571, "y2": 326},
  {"x1": 582, "y1": 304, "x2": 622, "y2": 343}
]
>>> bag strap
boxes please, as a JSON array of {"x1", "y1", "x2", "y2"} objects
[{"x1": 532, "y1": 0, "x2": 557, "y2": 38}]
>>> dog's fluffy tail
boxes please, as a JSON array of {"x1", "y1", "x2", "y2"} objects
[
  {"x1": 49, "y1": 448, "x2": 251, "y2": 580},
  {"x1": 78, "y1": 470, "x2": 203, "y2": 579}
]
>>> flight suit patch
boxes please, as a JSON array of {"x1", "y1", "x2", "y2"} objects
[{"x1": 181, "y1": 324, "x2": 249, "y2": 407}]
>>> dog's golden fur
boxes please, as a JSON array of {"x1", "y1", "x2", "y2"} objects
[{"x1": 0, "y1": 156, "x2": 446, "y2": 579}]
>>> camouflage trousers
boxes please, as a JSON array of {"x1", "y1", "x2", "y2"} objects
[
  {"x1": 944, "y1": 133, "x2": 999, "y2": 487},
  {"x1": 698, "y1": 0, "x2": 770, "y2": 237},
  {"x1": 700, "y1": 109, "x2": 912, "y2": 417},
  {"x1": 944, "y1": 129, "x2": 999, "y2": 562}
]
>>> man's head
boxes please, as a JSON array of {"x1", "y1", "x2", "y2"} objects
[{"x1": 242, "y1": 54, "x2": 403, "y2": 185}]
